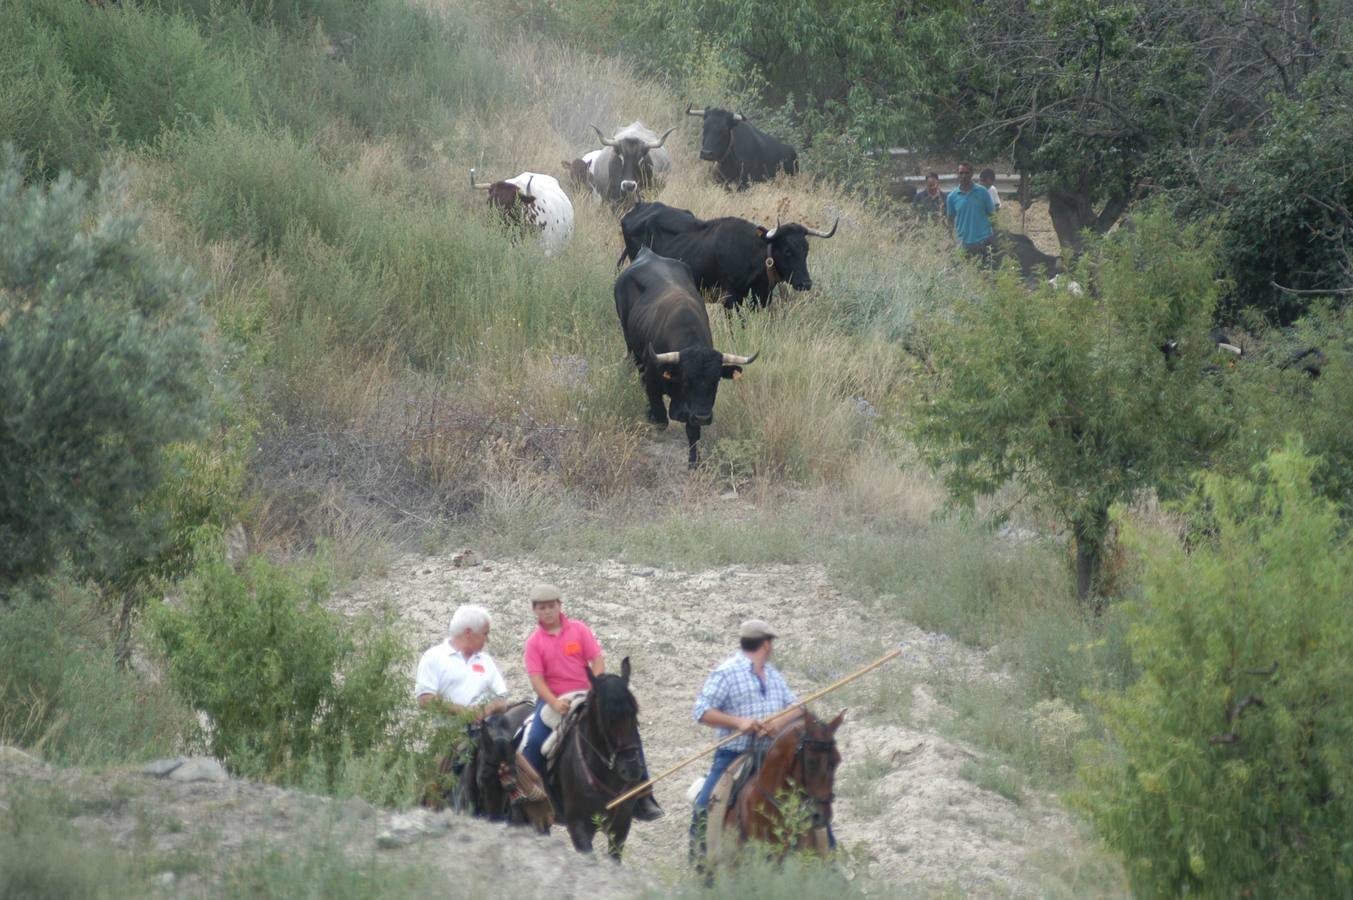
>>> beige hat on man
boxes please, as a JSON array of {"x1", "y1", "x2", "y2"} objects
[
  {"x1": 739, "y1": 619, "x2": 777, "y2": 640},
  {"x1": 529, "y1": 583, "x2": 562, "y2": 605}
]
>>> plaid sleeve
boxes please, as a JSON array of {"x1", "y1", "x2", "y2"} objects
[{"x1": 692, "y1": 667, "x2": 728, "y2": 723}]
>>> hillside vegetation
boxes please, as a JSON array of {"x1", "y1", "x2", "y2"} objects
[{"x1": 2, "y1": 0, "x2": 1351, "y2": 896}]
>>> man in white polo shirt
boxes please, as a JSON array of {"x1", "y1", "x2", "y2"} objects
[{"x1": 415, "y1": 603, "x2": 510, "y2": 721}]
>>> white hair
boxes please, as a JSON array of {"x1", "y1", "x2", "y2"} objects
[{"x1": 448, "y1": 604, "x2": 492, "y2": 637}]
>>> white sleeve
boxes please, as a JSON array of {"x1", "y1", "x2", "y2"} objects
[
  {"x1": 988, "y1": 185, "x2": 1001, "y2": 207},
  {"x1": 413, "y1": 650, "x2": 440, "y2": 699},
  {"x1": 489, "y1": 661, "x2": 508, "y2": 698}
]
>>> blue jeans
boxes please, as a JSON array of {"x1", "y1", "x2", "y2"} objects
[{"x1": 521, "y1": 698, "x2": 553, "y2": 776}]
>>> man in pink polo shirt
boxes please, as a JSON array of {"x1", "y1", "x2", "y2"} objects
[{"x1": 520, "y1": 583, "x2": 664, "y2": 821}]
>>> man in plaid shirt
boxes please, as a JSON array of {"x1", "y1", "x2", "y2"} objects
[{"x1": 688, "y1": 618, "x2": 797, "y2": 864}]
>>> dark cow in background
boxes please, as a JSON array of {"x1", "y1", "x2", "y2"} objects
[
  {"x1": 561, "y1": 149, "x2": 605, "y2": 199},
  {"x1": 685, "y1": 105, "x2": 798, "y2": 190},
  {"x1": 617, "y1": 201, "x2": 837, "y2": 308},
  {"x1": 589, "y1": 122, "x2": 676, "y2": 203},
  {"x1": 614, "y1": 248, "x2": 756, "y2": 466}
]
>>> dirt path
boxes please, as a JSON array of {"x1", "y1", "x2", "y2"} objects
[{"x1": 340, "y1": 552, "x2": 1122, "y2": 896}]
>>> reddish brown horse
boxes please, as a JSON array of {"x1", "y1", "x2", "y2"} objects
[{"x1": 726, "y1": 708, "x2": 845, "y2": 858}]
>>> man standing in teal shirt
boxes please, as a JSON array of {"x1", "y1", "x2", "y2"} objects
[{"x1": 946, "y1": 160, "x2": 995, "y2": 262}]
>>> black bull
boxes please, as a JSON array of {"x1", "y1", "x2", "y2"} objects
[
  {"x1": 614, "y1": 249, "x2": 756, "y2": 467},
  {"x1": 685, "y1": 104, "x2": 798, "y2": 189},
  {"x1": 617, "y1": 202, "x2": 837, "y2": 309}
]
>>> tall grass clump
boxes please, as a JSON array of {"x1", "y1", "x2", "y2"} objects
[
  {"x1": 0, "y1": 790, "x2": 150, "y2": 900},
  {"x1": 21, "y1": 0, "x2": 250, "y2": 148},
  {"x1": 657, "y1": 854, "x2": 867, "y2": 900},
  {"x1": 0, "y1": 579, "x2": 196, "y2": 766},
  {"x1": 219, "y1": 833, "x2": 453, "y2": 899},
  {"x1": 0, "y1": 8, "x2": 109, "y2": 180},
  {"x1": 1080, "y1": 441, "x2": 1353, "y2": 897}
]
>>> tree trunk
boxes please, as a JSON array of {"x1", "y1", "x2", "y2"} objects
[
  {"x1": 1072, "y1": 504, "x2": 1110, "y2": 612},
  {"x1": 1047, "y1": 185, "x2": 1130, "y2": 254},
  {"x1": 114, "y1": 588, "x2": 136, "y2": 670}
]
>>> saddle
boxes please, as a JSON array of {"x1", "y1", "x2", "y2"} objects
[
  {"x1": 703, "y1": 746, "x2": 766, "y2": 863},
  {"x1": 539, "y1": 691, "x2": 588, "y2": 769}
]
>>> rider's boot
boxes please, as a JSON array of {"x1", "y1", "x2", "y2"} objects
[{"x1": 633, "y1": 791, "x2": 665, "y2": 821}]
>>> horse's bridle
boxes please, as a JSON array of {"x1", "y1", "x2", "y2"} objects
[
  {"x1": 792, "y1": 734, "x2": 838, "y2": 822},
  {"x1": 569, "y1": 696, "x2": 643, "y2": 797}
]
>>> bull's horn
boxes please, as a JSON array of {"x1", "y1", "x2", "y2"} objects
[
  {"x1": 721, "y1": 351, "x2": 758, "y2": 367},
  {"x1": 1217, "y1": 342, "x2": 1242, "y2": 356},
  {"x1": 644, "y1": 127, "x2": 677, "y2": 150},
  {"x1": 591, "y1": 125, "x2": 618, "y2": 148},
  {"x1": 652, "y1": 350, "x2": 681, "y2": 365},
  {"x1": 763, "y1": 217, "x2": 781, "y2": 240},
  {"x1": 732, "y1": 113, "x2": 746, "y2": 122},
  {"x1": 805, "y1": 218, "x2": 839, "y2": 239},
  {"x1": 469, "y1": 168, "x2": 491, "y2": 190},
  {"x1": 685, "y1": 104, "x2": 705, "y2": 117},
  {"x1": 524, "y1": 175, "x2": 534, "y2": 198}
]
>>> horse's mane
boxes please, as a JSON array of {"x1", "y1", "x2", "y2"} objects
[{"x1": 591, "y1": 672, "x2": 638, "y2": 722}]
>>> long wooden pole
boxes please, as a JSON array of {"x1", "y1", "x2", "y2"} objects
[{"x1": 606, "y1": 646, "x2": 902, "y2": 810}]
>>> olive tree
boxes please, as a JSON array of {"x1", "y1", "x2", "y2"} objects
[
  {"x1": 0, "y1": 147, "x2": 212, "y2": 587},
  {"x1": 909, "y1": 212, "x2": 1232, "y2": 606}
]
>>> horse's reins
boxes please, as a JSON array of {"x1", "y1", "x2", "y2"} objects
[
  {"x1": 569, "y1": 699, "x2": 643, "y2": 798},
  {"x1": 750, "y1": 731, "x2": 837, "y2": 823}
]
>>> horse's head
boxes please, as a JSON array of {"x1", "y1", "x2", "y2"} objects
[
  {"x1": 585, "y1": 657, "x2": 644, "y2": 784},
  {"x1": 792, "y1": 708, "x2": 845, "y2": 830},
  {"x1": 477, "y1": 711, "x2": 518, "y2": 771}
]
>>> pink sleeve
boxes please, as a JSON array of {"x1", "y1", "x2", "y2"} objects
[
  {"x1": 581, "y1": 624, "x2": 602, "y2": 662},
  {"x1": 524, "y1": 633, "x2": 544, "y2": 676}
]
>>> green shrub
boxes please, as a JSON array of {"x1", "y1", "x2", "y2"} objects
[
  {"x1": 1227, "y1": 305, "x2": 1353, "y2": 512},
  {"x1": 148, "y1": 555, "x2": 411, "y2": 793},
  {"x1": 1079, "y1": 442, "x2": 1353, "y2": 897},
  {"x1": 909, "y1": 209, "x2": 1231, "y2": 605},
  {"x1": 0, "y1": 147, "x2": 213, "y2": 585},
  {"x1": 0, "y1": 8, "x2": 109, "y2": 180},
  {"x1": 0, "y1": 578, "x2": 195, "y2": 766},
  {"x1": 24, "y1": 0, "x2": 251, "y2": 149},
  {"x1": 1212, "y1": 69, "x2": 1353, "y2": 324}
]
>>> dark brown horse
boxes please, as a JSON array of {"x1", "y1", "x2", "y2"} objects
[
  {"x1": 452, "y1": 701, "x2": 551, "y2": 831},
  {"x1": 551, "y1": 657, "x2": 645, "y2": 858},
  {"x1": 726, "y1": 708, "x2": 845, "y2": 859}
]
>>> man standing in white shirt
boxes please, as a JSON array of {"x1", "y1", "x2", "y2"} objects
[
  {"x1": 979, "y1": 167, "x2": 1002, "y2": 210},
  {"x1": 415, "y1": 603, "x2": 510, "y2": 720}
]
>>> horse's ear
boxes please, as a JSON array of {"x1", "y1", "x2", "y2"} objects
[
  {"x1": 620, "y1": 656, "x2": 631, "y2": 686},
  {"x1": 827, "y1": 708, "x2": 847, "y2": 734}
]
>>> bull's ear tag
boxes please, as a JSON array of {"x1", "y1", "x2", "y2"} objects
[
  {"x1": 661, "y1": 370, "x2": 674, "y2": 381},
  {"x1": 732, "y1": 370, "x2": 742, "y2": 381}
]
